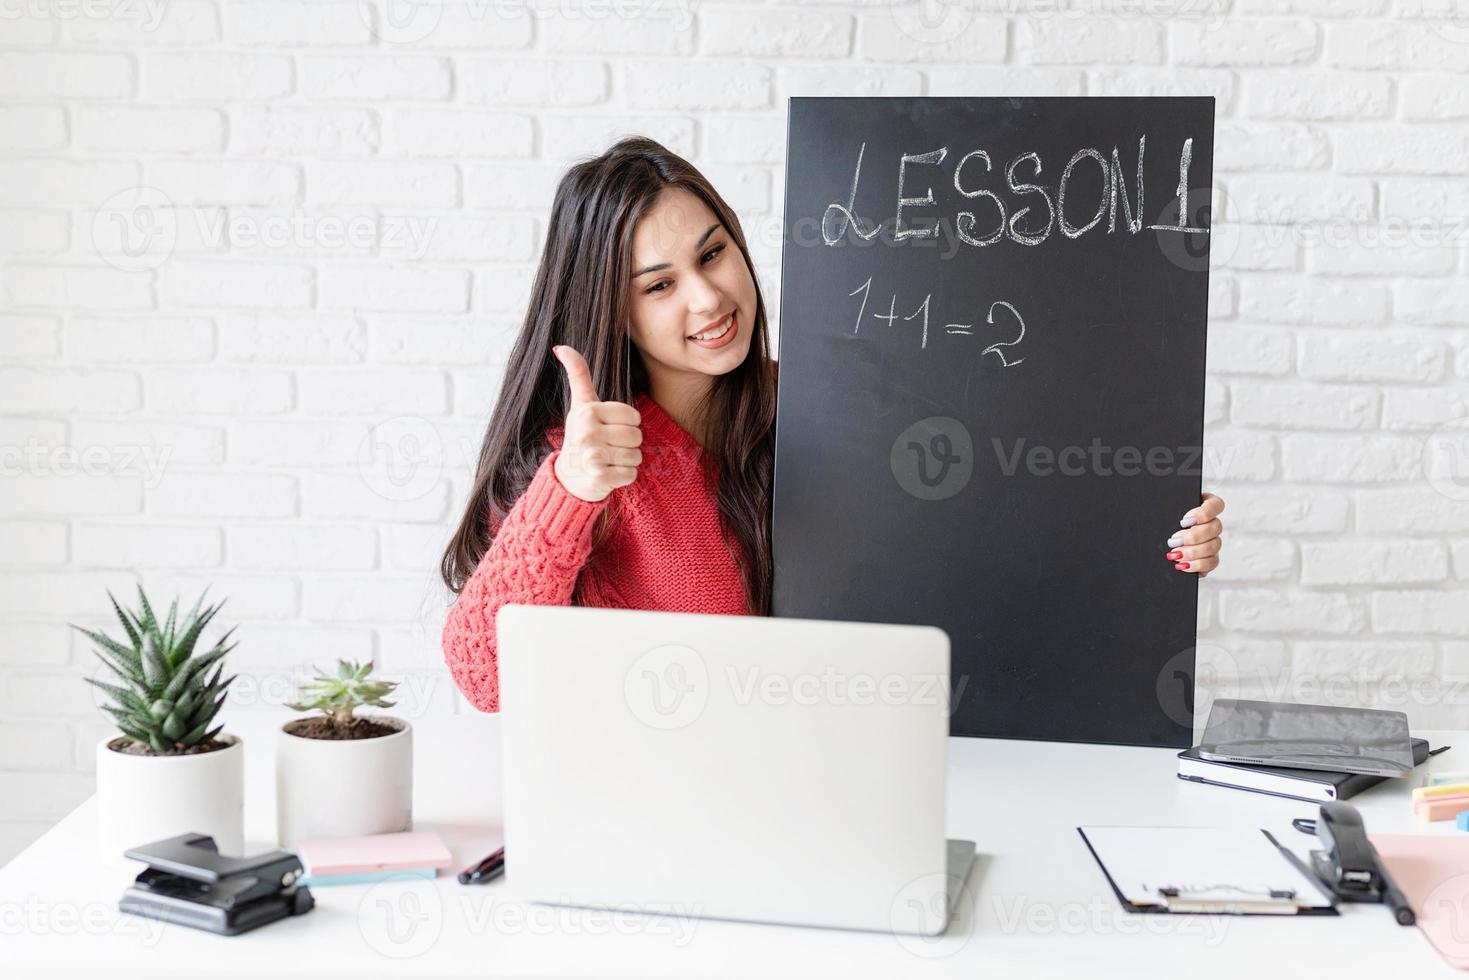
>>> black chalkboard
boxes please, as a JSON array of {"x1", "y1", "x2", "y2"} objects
[{"x1": 771, "y1": 97, "x2": 1214, "y2": 748}]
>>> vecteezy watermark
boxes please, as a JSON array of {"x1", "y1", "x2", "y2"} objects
[
  {"x1": 1155, "y1": 638, "x2": 1469, "y2": 724},
  {"x1": 889, "y1": 417, "x2": 1245, "y2": 502},
  {"x1": 623, "y1": 643, "x2": 708, "y2": 730},
  {"x1": 92, "y1": 186, "x2": 177, "y2": 274},
  {"x1": 1283, "y1": 671, "x2": 1469, "y2": 711},
  {"x1": 890, "y1": 870, "x2": 974, "y2": 958},
  {"x1": 622, "y1": 644, "x2": 963, "y2": 730},
  {"x1": 886, "y1": 0, "x2": 980, "y2": 47},
  {"x1": 1155, "y1": 641, "x2": 1241, "y2": 731},
  {"x1": 182, "y1": 668, "x2": 445, "y2": 717},
  {"x1": 990, "y1": 437, "x2": 1225, "y2": 479},
  {"x1": 0, "y1": 895, "x2": 168, "y2": 945},
  {"x1": 359, "y1": 0, "x2": 444, "y2": 44},
  {"x1": 1155, "y1": 185, "x2": 1238, "y2": 274},
  {"x1": 357, "y1": 0, "x2": 693, "y2": 45},
  {"x1": 1422, "y1": 872, "x2": 1469, "y2": 957},
  {"x1": 0, "y1": 0, "x2": 169, "y2": 29},
  {"x1": 884, "y1": 0, "x2": 1226, "y2": 49},
  {"x1": 724, "y1": 664, "x2": 950, "y2": 711},
  {"x1": 991, "y1": 892, "x2": 1230, "y2": 944},
  {"x1": 1425, "y1": 413, "x2": 1469, "y2": 502},
  {"x1": 0, "y1": 439, "x2": 171, "y2": 489},
  {"x1": 357, "y1": 873, "x2": 444, "y2": 959},
  {"x1": 358, "y1": 416, "x2": 444, "y2": 503},
  {"x1": 354, "y1": 878, "x2": 702, "y2": 958},
  {"x1": 891, "y1": 416, "x2": 974, "y2": 500},
  {"x1": 1433, "y1": 0, "x2": 1469, "y2": 45},
  {"x1": 1233, "y1": 667, "x2": 1469, "y2": 713},
  {"x1": 90, "y1": 186, "x2": 439, "y2": 272},
  {"x1": 195, "y1": 211, "x2": 437, "y2": 260},
  {"x1": 1290, "y1": 216, "x2": 1469, "y2": 250},
  {"x1": 459, "y1": 896, "x2": 701, "y2": 946}
]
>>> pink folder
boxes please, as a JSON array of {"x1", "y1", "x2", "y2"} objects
[
  {"x1": 295, "y1": 831, "x2": 453, "y2": 877},
  {"x1": 1373, "y1": 834, "x2": 1469, "y2": 970}
]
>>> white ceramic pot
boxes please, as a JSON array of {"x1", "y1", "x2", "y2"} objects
[
  {"x1": 95, "y1": 733, "x2": 245, "y2": 865},
  {"x1": 275, "y1": 716, "x2": 412, "y2": 848}
]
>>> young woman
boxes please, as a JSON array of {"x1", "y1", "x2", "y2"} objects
[{"x1": 439, "y1": 137, "x2": 1225, "y2": 713}]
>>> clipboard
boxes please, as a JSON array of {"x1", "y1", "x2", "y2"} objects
[{"x1": 1078, "y1": 826, "x2": 1339, "y2": 916}]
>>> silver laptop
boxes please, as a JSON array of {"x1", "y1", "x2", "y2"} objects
[{"x1": 496, "y1": 604, "x2": 975, "y2": 936}]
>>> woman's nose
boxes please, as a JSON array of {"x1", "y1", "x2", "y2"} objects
[{"x1": 684, "y1": 271, "x2": 724, "y2": 314}]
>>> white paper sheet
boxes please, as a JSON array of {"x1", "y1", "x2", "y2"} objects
[{"x1": 1079, "y1": 826, "x2": 1336, "y2": 911}]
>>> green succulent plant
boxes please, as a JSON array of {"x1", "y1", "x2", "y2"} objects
[
  {"x1": 288, "y1": 659, "x2": 398, "y2": 729},
  {"x1": 73, "y1": 586, "x2": 237, "y2": 755}
]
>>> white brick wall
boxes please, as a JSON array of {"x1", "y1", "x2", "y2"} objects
[{"x1": 3, "y1": 2, "x2": 1469, "y2": 864}]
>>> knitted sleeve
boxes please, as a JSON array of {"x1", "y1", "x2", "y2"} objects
[{"x1": 441, "y1": 448, "x2": 609, "y2": 712}]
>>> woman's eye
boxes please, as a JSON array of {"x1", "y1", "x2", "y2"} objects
[{"x1": 644, "y1": 246, "x2": 723, "y2": 294}]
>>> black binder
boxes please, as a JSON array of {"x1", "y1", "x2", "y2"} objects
[{"x1": 1177, "y1": 738, "x2": 1433, "y2": 804}]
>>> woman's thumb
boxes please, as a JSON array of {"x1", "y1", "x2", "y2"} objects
[{"x1": 554, "y1": 344, "x2": 600, "y2": 405}]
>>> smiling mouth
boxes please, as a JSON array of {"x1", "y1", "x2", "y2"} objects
[{"x1": 689, "y1": 312, "x2": 735, "y2": 341}]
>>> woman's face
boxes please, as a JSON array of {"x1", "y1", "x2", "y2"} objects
[{"x1": 626, "y1": 186, "x2": 757, "y2": 382}]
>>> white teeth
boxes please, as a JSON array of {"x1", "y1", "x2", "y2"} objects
[{"x1": 690, "y1": 314, "x2": 733, "y2": 342}]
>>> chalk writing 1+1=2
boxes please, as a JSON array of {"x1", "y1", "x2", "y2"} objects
[{"x1": 849, "y1": 277, "x2": 1025, "y2": 366}]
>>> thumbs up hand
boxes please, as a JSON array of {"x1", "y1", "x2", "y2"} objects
[{"x1": 551, "y1": 345, "x2": 645, "y2": 503}]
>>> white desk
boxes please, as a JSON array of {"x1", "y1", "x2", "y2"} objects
[{"x1": 2, "y1": 710, "x2": 1464, "y2": 979}]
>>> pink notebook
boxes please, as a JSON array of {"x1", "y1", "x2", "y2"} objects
[
  {"x1": 295, "y1": 831, "x2": 453, "y2": 877},
  {"x1": 1373, "y1": 834, "x2": 1469, "y2": 970}
]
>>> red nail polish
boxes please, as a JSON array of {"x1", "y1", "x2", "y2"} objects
[
  {"x1": 1175, "y1": 561, "x2": 1190, "y2": 571},
  {"x1": 1167, "y1": 550, "x2": 1182, "y2": 561}
]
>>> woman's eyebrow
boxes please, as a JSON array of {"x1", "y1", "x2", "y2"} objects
[{"x1": 631, "y1": 222, "x2": 723, "y2": 278}]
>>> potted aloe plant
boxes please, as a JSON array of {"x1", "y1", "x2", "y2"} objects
[
  {"x1": 276, "y1": 659, "x2": 413, "y2": 847},
  {"x1": 76, "y1": 586, "x2": 244, "y2": 862}
]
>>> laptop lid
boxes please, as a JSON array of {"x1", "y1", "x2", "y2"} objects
[{"x1": 496, "y1": 604, "x2": 953, "y2": 935}]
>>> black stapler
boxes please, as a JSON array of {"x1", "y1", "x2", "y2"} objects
[
  {"x1": 1294, "y1": 801, "x2": 1415, "y2": 926},
  {"x1": 119, "y1": 833, "x2": 315, "y2": 936}
]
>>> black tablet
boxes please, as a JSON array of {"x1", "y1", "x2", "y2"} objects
[{"x1": 1196, "y1": 699, "x2": 1415, "y2": 777}]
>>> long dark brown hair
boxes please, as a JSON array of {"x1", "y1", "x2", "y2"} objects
[{"x1": 440, "y1": 137, "x2": 776, "y2": 614}]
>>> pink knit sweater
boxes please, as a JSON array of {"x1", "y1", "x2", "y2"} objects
[{"x1": 441, "y1": 390, "x2": 750, "y2": 712}]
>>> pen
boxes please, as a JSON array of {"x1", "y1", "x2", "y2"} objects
[
  {"x1": 1370, "y1": 844, "x2": 1416, "y2": 927},
  {"x1": 457, "y1": 847, "x2": 505, "y2": 885}
]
